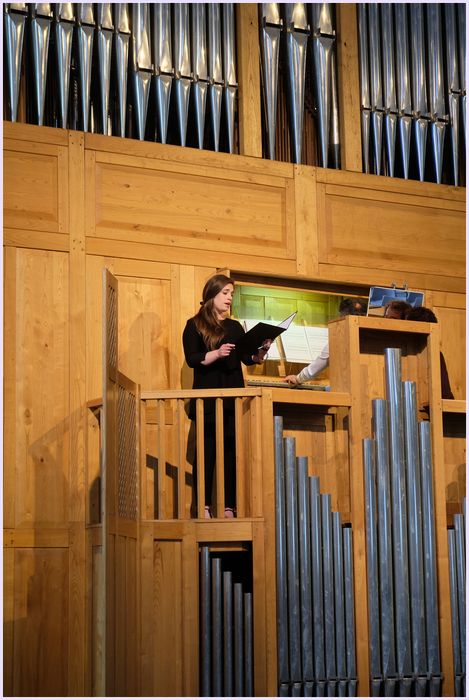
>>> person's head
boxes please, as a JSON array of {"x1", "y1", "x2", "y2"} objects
[
  {"x1": 200, "y1": 274, "x2": 235, "y2": 318},
  {"x1": 193, "y1": 274, "x2": 235, "y2": 349},
  {"x1": 404, "y1": 306, "x2": 438, "y2": 323},
  {"x1": 384, "y1": 300, "x2": 412, "y2": 319},
  {"x1": 339, "y1": 297, "x2": 367, "y2": 317}
]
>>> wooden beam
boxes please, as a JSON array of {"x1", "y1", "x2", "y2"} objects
[
  {"x1": 236, "y1": 4, "x2": 263, "y2": 158},
  {"x1": 336, "y1": 4, "x2": 362, "y2": 172}
]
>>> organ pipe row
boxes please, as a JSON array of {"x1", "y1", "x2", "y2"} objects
[
  {"x1": 358, "y1": 3, "x2": 466, "y2": 185},
  {"x1": 3, "y1": 3, "x2": 238, "y2": 152},
  {"x1": 448, "y1": 500, "x2": 466, "y2": 697},
  {"x1": 199, "y1": 547, "x2": 254, "y2": 697},
  {"x1": 274, "y1": 417, "x2": 357, "y2": 697},
  {"x1": 260, "y1": 3, "x2": 340, "y2": 166},
  {"x1": 363, "y1": 348, "x2": 441, "y2": 696}
]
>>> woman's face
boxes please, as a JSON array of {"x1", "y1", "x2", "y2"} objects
[{"x1": 212, "y1": 284, "x2": 234, "y2": 318}]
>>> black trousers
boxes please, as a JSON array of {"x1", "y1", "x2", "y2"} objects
[{"x1": 192, "y1": 412, "x2": 236, "y2": 509}]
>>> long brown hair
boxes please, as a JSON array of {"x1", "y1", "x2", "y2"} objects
[{"x1": 192, "y1": 274, "x2": 235, "y2": 349}]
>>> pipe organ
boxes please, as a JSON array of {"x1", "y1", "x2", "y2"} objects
[
  {"x1": 3, "y1": 3, "x2": 238, "y2": 152},
  {"x1": 4, "y1": 3, "x2": 465, "y2": 179},
  {"x1": 274, "y1": 418, "x2": 357, "y2": 697},
  {"x1": 363, "y1": 349, "x2": 442, "y2": 696},
  {"x1": 358, "y1": 3, "x2": 466, "y2": 185}
]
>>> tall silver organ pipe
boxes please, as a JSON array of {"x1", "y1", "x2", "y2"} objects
[
  {"x1": 357, "y1": 3, "x2": 465, "y2": 184},
  {"x1": 260, "y1": 3, "x2": 283, "y2": 160},
  {"x1": 113, "y1": 4, "x2": 130, "y2": 139},
  {"x1": 152, "y1": 4, "x2": 173, "y2": 145},
  {"x1": 51, "y1": 4, "x2": 74, "y2": 130},
  {"x1": 381, "y1": 4, "x2": 397, "y2": 177},
  {"x1": 208, "y1": 4, "x2": 223, "y2": 151},
  {"x1": 283, "y1": 4, "x2": 309, "y2": 165},
  {"x1": 222, "y1": 4, "x2": 238, "y2": 154},
  {"x1": 191, "y1": 4, "x2": 208, "y2": 149},
  {"x1": 357, "y1": 4, "x2": 371, "y2": 173},
  {"x1": 4, "y1": 4, "x2": 28, "y2": 122},
  {"x1": 29, "y1": 3, "x2": 53, "y2": 126},
  {"x1": 173, "y1": 3, "x2": 191, "y2": 147},
  {"x1": 76, "y1": 3, "x2": 94, "y2": 133},
  {"x1": 129, "y1": 3, "x2": 151, "y2": 141},
  {"x1": 310, "y1": 3, "x2": 336, "y2": 168},
  {"x1": 94, "y1": 4, "x2": 113, "y2": 135},
  {"x1": 395, "y1": 4, "x2": 412, "y2": 180}
]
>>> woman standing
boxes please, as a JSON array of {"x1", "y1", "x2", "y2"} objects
[{"x1": 182, "y1": 274, "x2": 270, "y2": 518}]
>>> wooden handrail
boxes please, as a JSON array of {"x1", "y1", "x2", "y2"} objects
[{"x1": 141, "y1": 388, "x2": 262, "y2": 400}]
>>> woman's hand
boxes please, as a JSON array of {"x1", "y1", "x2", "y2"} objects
[
  {"x1": 285, "y1": 374, "x2": 299, "y2": 385},
  {"x1": 252, "y1": 339, "x2": 272, "y2": 363},
  {"x1": 217, "y1": 342, "x2": 235, "y2": 358}
]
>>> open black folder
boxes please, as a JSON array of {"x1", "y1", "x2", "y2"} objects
[{"x1": 235, "y1": 312, "x2": 297, "y2": 355}]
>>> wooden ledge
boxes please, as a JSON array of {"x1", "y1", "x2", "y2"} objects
[
  {"x1": 271, "y1": 388, "x2": 351, "y2": 407},
  {"x1": 442, "y1": 399, "x2": 466, "y2": 414}
]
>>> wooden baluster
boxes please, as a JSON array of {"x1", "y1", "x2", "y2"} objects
[
  {"x1": 215, "y1": 398, "x2": 225, "y2": 518},
  {"x1": 196, "y1": 399, "x2": 205, "y2": 519},
  {"x1": 235, "y1": 397, "x2": 246, "y2": 518},
  {"x1": 157, "y1": 399, "x2": 165, "y2": 519},
  {"x1": 177, "y1": 399, "x2": 186, "y2": 520}
]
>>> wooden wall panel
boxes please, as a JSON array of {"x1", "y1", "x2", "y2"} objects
[
  {"x1": 443, "y1": 414, "x2": 466, "y2": 516},
  {"x1": 153, "y1": 539, "x2": 184, "y2": 696},
  {"x1": 3, "y1": 139, "x2": 69, "y2": 233},
  {"x1": 12, "y1": 548, "x2": 69, "y2": 696},
  {"x1": 86, "y1": 151, "x2": 296, "y2": 261},
  {"x1": 433, "y1": 306, "x2": 466, "y2": 400},
  {"x1": 4, "y1": 247, "x2": 70, "y2": 528},
  {"x1": 317, "y1": 182, "x2": 465, "y2": 278},
  {"x1": 86, "y1": 256, "x2": 173, "y2": 398}
]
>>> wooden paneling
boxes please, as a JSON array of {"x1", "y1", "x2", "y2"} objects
[
  {"x1": 153, "y1": 539, "x2": 184, "y2": 696},
  {"x1": 3, "y1": 138, "x2": 69, "y2": 233},
  {"x1": 336, "y1": 4, "x2": 362, "y2": 172},
  {"x1": 443, "y1": 414, "x2": 466, "y2": 516},
  {"x1": 86, "y1": 256, "x2": 173, "y2": 398},
  {"x1": 236, "y1": 4, "x2": 263, "y2": 158},
  {"x1": 317, "y1": 181, "x2": 465, "y2": 278},
  {"x1": 433, "y1": 306, "x2": 466, "y2": 400},
  {"x1": 4, "y1": 247, "x2": 70, "y2": 528},
  {"x1": 12, "y1": 548, "x2": 69, "y2": 696},
  {"x1": 294, "y1": 165, "x2": 319, "y2": 277},
  {"x1": 87, "y1": 151, "x2": 296, "y2": 261}
]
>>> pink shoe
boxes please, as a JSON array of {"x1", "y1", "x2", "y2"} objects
[
  {"x1": 224, "y1": 507, "x2": 235, "y2": 519},
  {"x1": 204, "y1": 506, "x2": 212, "y2": 519}
]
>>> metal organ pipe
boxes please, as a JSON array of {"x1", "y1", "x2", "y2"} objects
[
  {"x1": 283, "y1": 3, "x2": 309, "y2": 164},
  {"x1": 173, "y1": 3, "x2": 191, "y2": 147},
  {"x1": 94, "y1": 4, "x2": 113, "y2": 136},
  {"x1": 260, "y1": 3, "x2": 282, "y2": 159},
  {"x1": 222, "y1": 4, "x2": 238, "y2": 155},
  {"x1": 113, "y1": 4, "x2": 130, "y2": 138},
  {"x1": 4, "y1": 4, "x2": 28, "y2": 122},
  {"x1": 191, "y1": 4, "x2": 208, "y2": 149},
  {"x1": 29, "y1": 3, "x2": 53, "y2": 127},
  {"x1": 208, "y1": 3, "x2": 223, "y2": 151},
  {"x1": 152, "y1": 3, "x2": 173, "y2": 145}
]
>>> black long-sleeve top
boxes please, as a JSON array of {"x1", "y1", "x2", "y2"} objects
[{"x1": 182, "y1": 317, "x2": 256, "y2": 418}]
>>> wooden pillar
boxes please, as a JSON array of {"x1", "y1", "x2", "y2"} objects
[
  {"x1": 68, "y1": 131, "x2": 87, "y2": 695},
  {"x1": 236, "y1": 3, "x2": 263, "y2": 158},
  {"x1": 336, "y1": 4, "x2": 362, "y2": 172}
]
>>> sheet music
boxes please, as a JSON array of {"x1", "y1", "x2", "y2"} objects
[
  {"x1": 304, "y1": 326, "x2": 328, "y2": 357},
  {"x1": 279, "y1": 325, "x2": 311, "y2": 363},
  {"x1": 242, "y1": 320, "x2": 281, "y2": 360}
]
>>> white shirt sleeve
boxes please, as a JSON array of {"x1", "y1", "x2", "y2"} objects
[{"x1": 295, "y1": 343, "x2": 329, "y2": 384}]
